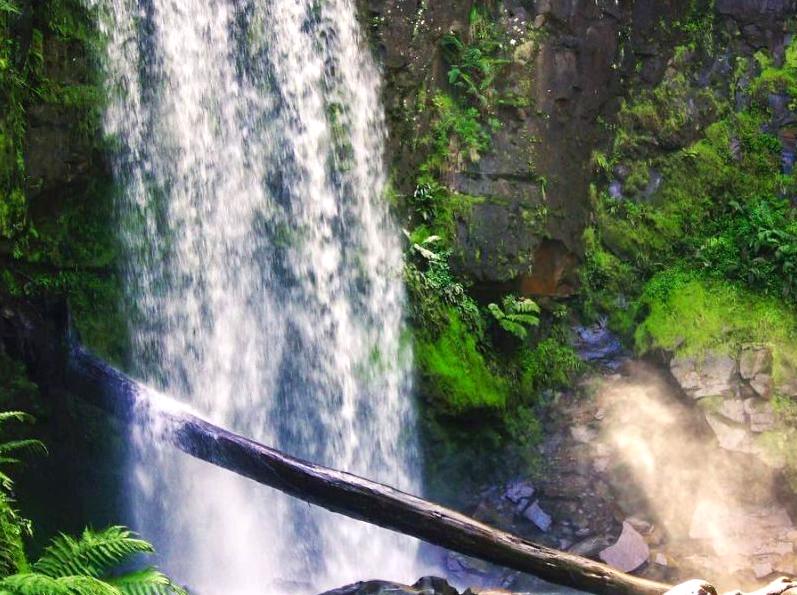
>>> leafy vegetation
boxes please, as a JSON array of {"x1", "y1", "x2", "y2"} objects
[
  {"x1": 0, "y1": 526, "x2": 186, "y2": 595},
  {"x1": 634, "y1": 268, "x2": 797, "y2": 364},
  {"x1": 415, "y1": 310, "x2": 509, "y2": 414},
  {"x1": 0, "y1": 0, "x2": 125, "y2": 363},
  {"x1": 440, "y1": 6, "x2": 509, "y2": 113},
  {"x1": 582, "y1": 37, "x2": 797, "y2": 337},
  {"x1": 0, "y1": 411, "x2": 184, "y2": 595},
  {"x1": 487, "y1": 296, "x2": 540, "y2": 340}
]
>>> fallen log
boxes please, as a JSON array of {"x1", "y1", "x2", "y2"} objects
[{"x1": 64, "y1": 342, "x2": 672, "y2": 595}]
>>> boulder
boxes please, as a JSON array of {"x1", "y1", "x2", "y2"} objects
[
  {"x1": 750, "y1": 374, "x2": 774, "y2": 400},
  {"x1": 717, "y1": 399, "x2": 746, "y2": 424},
  {"x1": 670, "y1": 355, "x2": 737, "y2": 399},
  {"x1": 745, "y1": 399, "x2": 777, "y2": 432},
  {"x1": 689, "y1": 499, "x2": 794, "y2": 559},
  {"x1": 740, "y1": 347, "x2": 773, "y2": 380},
  {"x1": 319, "y1": 577, "x2": 460, "y2": 595},
  {"x1": 599, "y1": 521, "x2": 650, "y2": 573},
  {"x1": 704, "y1": 413, "x2": 758, "y2": 454}
]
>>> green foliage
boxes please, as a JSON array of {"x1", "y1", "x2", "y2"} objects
[
  {"x1": 0, "y1": 412, "x2": 184, "y2": 595},
  {"x1": 441, "y1": 5, "x2": 509, "y2": 113},
  {"x1": 487, "y1": 295, "x2": 540, "y2": 340},
  {"x1": 404, "y1": 230, "x2": 482, "y2": 333},
  {"x1": 0, "y1": 411, "x2": 41, "y2": 577},
  {"x1": 519, "y1": 338, "x2": 584, "y2": 397},
  {"x1": 588, "y1": 46, "x2": 795, "y2": 307},
  {"x1": 634, "y1": 269, "x2": 797, "y2": 371},
  {"x1": 415, "y1": 310, "x2": 508, "y2": 413},
  {"x1": 0, "y1": 0, "x2": 124, "y2": 363},
  {"x1": 696, "y1": 196, "x2": 797, "y2": 299},
  {"x1": 0, "y1": 526, "x2": 186, "y2": 595},
  {"x1": 751, "y1": 37, "x2": 797, "y2": 106},
  {"x1": 420, "y1": 93, "x2": 490, "y2": 172}
]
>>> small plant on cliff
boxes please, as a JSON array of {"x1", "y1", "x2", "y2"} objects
[
  {"x1": 441, "y1": 5, "x2": 508, "y2": 113},
  {"x1": 487, "y1": 296, "x2": 540, "y2": 340}
]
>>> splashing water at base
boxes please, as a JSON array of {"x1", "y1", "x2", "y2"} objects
[{"x1": 86, "y1": 0, "x2": 424, "y2": 591}]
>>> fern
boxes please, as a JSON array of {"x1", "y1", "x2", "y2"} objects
[
  {"x1": 0, "y1": 412, "x2": 42, "y2": 575},
  {"x1": 488, "y1": 296, "x2": 541, "y2": 340},
  {"x1": 1, "y1": 527, "x2": 185, "y2": 595},
  {"x1": 34, "y1": 527, "x2": 154, "y2": 578},
  {"x1": 0, "y1": 412, "x2": 185, "y2": 595},
  {"x1": 108, "y1": 568, "x2": 188, "y2": 595}
]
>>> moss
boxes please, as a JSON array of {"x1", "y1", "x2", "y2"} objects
[
  {"x1": 419, "y1": 92, "x2": 490, "y2": 175},
  {"x1": 519, "y1": 338, "x2": 584, "y2": 399},
  {"x1": 634, "y1": 269, "x2": 797, "y2": 380},
  {"x1": 0, "y1": 0, "x2": 124, "y2": 364},
  {"x1": 416, "y1": 309, "x2": 508, "y2": 414},
  {"x1": 751, "y1": 37, "x2": 797, "y2": 106}
]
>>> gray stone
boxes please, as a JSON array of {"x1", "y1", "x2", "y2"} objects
[
  {"x1": 718, "y1": 398, "x2": 746, "y2": 424},
  {"x1": 750, "y1": 373, "x2": 774, "y2": 399},
  {"x1": 705, "y1": 413, "x2": 757, "y2": 453},
  {"x1": 599, "y1": 521, "x2": 650, "y2": 573},
  {"x1": 523, "y1": 501, "x2": 552, "y2": 532},
  {"x1": 689, "y1": 500, "x2": 794, "y2": 558},
  {"x1": 318, "y1": 576, "x2": 460, "y2": 595},
  {"x1": 670, "y1": 354, "x2": 737, "y2": 399},
  {"x1": 570, "y1": 424, "x2": 599, "y2": 444},
  {"x1": 504, "y1": 480, "x2": 535, "y2": 505},
  {"x1": 740, "y1": 346, "x2": 773, "y2": 379},
  {"x1": 747, "y1": 400, "x2": 776, "y2": 432}
]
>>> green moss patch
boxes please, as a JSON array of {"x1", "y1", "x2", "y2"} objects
[
  {"x1": 634, "y1": 269, "x2": 797, "y2": 380},
  {"x1": 416, "y1": 310, "x2": 508, "y2": 414}
]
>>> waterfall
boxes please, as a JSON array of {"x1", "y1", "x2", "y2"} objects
[{"x1": 87, "y1": 0, "x2": 423, "y2": 591}]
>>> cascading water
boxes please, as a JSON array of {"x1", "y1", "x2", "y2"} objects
[{"x1": 87, "y1": 0, "x2": 424, "y2": 591}]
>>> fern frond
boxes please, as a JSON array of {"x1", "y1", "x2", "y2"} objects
[
  {"x1": 487, "y1": 303, "x2": 504, "y2": 320},
  {"x1": 34, "y1": 526, "x2": 154, "y2": 579},
  {"x1": 109, "y1": 568, "x2": 187, "y2": 595},
  {"x1": 0, "y1": 492, "x2": 29, "y2": 576},
  {"x1": 506, "y1": 313, "x2": 540, "y2": 327},
  {"x1": 0, "y1": 413, "x2": 34, "y2": 428},
  {"x1": 0, "y1": 573, "x2": 74, "y2": 595},
  {"x1": 510, "y1": 298, "x2": 541, "y2": 314},
  {"x1": 498, "y1": 319, "x2": 528, "y2": 339},
  {"x1": 0, "y1": 440, "x2": 47, "y2": 458},
  {"x1": 55, "y1": 575, "x2": 123, "y2": 595}
]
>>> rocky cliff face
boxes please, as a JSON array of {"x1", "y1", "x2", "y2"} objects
[
  {"x1": 360, "y1": 0, "x2": 654, "y2": 293},
  {"x1": 361, "y1": 0, "x2": 795, "y2": 296}
]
